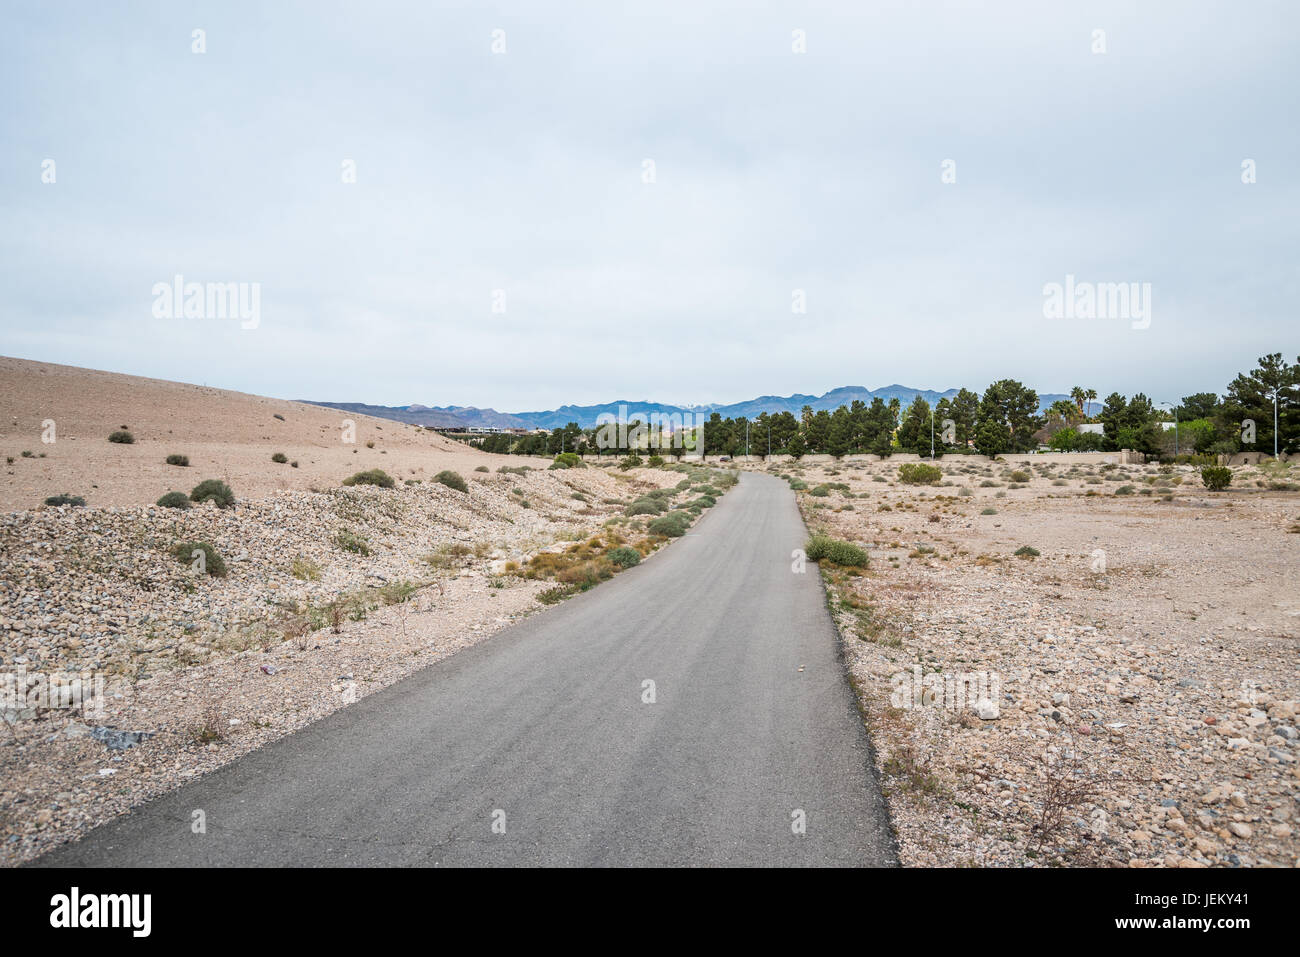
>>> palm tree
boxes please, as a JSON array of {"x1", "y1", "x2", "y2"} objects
[
  {"x1": 1084, "y1": 388, "x2": 1097, "y2": 419},
  {"x1": 1049, "y1": 399, "x2": 1080, "y2": 426},
  {"x1": 1070, "y1": 386, "x2": 1086, "y2": 416}
]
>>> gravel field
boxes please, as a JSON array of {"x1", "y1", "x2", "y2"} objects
[{"x1": 776, "y1": 456, "x2": 1300, "y2": 867}]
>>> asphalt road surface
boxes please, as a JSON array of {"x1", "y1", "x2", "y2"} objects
[{"x1": 37, "y1": 471, "x2": 896, "y2": 867}]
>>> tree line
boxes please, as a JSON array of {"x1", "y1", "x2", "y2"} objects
[{"x1": 461, "y1": 353, "x2": 1298, "y2": 460}]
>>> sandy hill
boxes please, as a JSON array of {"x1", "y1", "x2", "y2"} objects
[{"x1": 0, "y1": 356, "x2": 524, "y2": 510}]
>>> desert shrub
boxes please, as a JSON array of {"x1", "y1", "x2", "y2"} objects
[
  {"x1": 156, "y1": 491, "x2": 191, "y2": 510},
  {"x1": 273, "y1": 413, "x2": 285, "y2": 421},
  {"x1": 165, "y1": 454, "x2": 189, "y2": 467},
  {"x1": 809, "y1": 484, "x2": 830, "y2": 497},
  {"x1": 789, "y1": 478, "x2": 808, "y2": 490},
  {"x1": 434, "y1": 470, "x2": 468, "y2": 492},
  {"x1": 691, "y1": 495, "x2": 717, "y2": 509},
  {"x1": 290, "y1": 555, "x2": 322, "y2": 580},
  {"x1": 474, "y1": 465, "x2": 489, "y2": 472},
  {"x1": 804, "y1": 534, "x2": 869, "y2": 568},
  {"x1": 549, "y1": 452, "x2": 585, "y2": 470},
  {"x1": 647, "y1": 455, "x2": 665, "y2": 467},
  {"x1": 607, "y1": 546, "x2": 641, "y2": 568},
  {"x1": 1201, "y1": 466, "x2": 1232, "y2": 490},
  {"x1": 108, "y1": 430, "x2": 134, "y2": 444},
  {"x1": 334, "y1": 529, "x2": 371, "y2": 555},
  {"x1": 981, "y1": 507, "x2": 997, "y2": 515},
  {"x1": 1009, "y1": 470, "x2": 1030, "y2": 483},
  {"x1": 271, "y1": 452, "x2": 288, "y2": 464},
  {"x1": 1014, "y1": 545, "x2": 1040, "y2": 558},
  {"x1": 648, "y1": 513, "x2": 690, "y2": 537},
  {"x1": 537, "y1": 585, "x2": 575, "y2": 605},
  {"x1": 190, "y1": 479, "x2": 235, "y2": 509},
  {"x1": 343, "y1": 469, "x2": 395, "y2": 489},
  {"x1": 619, "y1": 455, "x2": 643, "y2": 470},
  {"x1": 898, "y1": 463, "x2": 943, "y2": 485},
  {"x1": 498, "y1": 465, "x2": 530, "y2": 475},
  {"x1": 44, "y1": 493, "x2": 86, "y2": 507},
  {"x1": 171, "y1": 541, "x2": 227, "y2": 577},
  {"x1": 1115, "y1": 485, "x2": 1135, "y2": 495},
  {"x1": 625, "y1": 498, "x2": 665, "y2": 517}
]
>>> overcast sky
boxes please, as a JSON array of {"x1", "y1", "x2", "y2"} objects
[{"x1": 2, "y1": 1, "x2": 1296, "y2": 412}]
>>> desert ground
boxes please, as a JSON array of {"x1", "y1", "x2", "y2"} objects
[
  {"x1": 0, "y1": 357, "x2": 734, "y2": 864},
  {"x1": 767, "y1": 456, "x2": 1300, "y2": 867},
  {"x1": 0, "y1": 356, "x2": 518, "y2": 512}
]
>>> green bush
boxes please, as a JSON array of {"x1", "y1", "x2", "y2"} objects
[
  {"x1": 1014, "y1": 545, "x2": 1040, "y2": 558},
  {"x1": 898, "y1": 463, "x2": 943, "y2": 485},
  {"x1": 607, "y1": 546, "x2": 641, "y2": 568},
  {"x1": 647, "y1": 455, "x2": 666, "y2": 468},
  {"x1": 271, "y1": 452, "x2": 288, "y2": 464},
  {"x1": 190, "y1": 479, "x2": 235, "y2": 509},
  {"x1": 474, "y1": 465, "x2": 489, "y2": 472},
  {"x1": 549, "y1": 452, "x2": 585, "y2": 470},
  {"x1": 809, "y1": 484, "x2": 830, "y2": 497},
  {"x1": 648, "y1": 513, "x2": 690, "y2": 537},
  {"x1": 1201, "y1": 466, "x2": 1232, "y2": 490},
  {"x1": 619, "y1": 455, "x2": 644, "y2": 470},
  {"x1": 804, "y1": 534, "x2": 869, "y2": 568},
  {"x1": 44, "y1": 493, "x2": 86, "y2": 507},
  {"x1": 108, "y1": 430, "x2": 134, "y2": 444},
  {"x1": 334, "y1": 529, "x2": 371, "y2": 555},
  {"x1": 165, "y1": 454, "x2": 189, "y2": 467},
  {"x1": 1008, "y1": 470, "x2": 1030, "y2": 483},
  {"x1": 434, "y1": 470, "x2": 468, "y2": 492},
  {"x1": 343, "y1": 469, "x2": 395, "y2": 489},
  {"x1": 172, "y1": 541, "x2": 226, "y2": 577},
  {"x1": 156, "y1": 491, "x2": 191, "y2": 510}
]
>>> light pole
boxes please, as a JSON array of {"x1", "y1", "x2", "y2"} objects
[
  {"x1": 1275, "y1": 391, "x2": 1279, "y2": 459},
  {"x1": 930, "y1": 406, "x2": 935, "y2": 459},
  {"x1": 745, "y1": 420, "x2": 750, "y2": 459},
  {"x1": 1158, "y1": 402, "x2": 1178, "y2": 457}
]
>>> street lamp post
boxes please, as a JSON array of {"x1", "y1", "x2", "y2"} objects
[{"x1": 1158, "y1": 401, "x2": 1178, "y2": 457}]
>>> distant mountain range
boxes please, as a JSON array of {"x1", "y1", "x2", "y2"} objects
[{"x1": 305, "y1": 386, "x2": 1074, "y2": 432}]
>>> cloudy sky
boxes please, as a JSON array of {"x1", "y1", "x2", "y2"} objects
[{"x1": 2, "y1": 1, "x2": 1296, "y2": 412}]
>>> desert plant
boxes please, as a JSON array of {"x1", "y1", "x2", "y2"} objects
[
  {"x1": 156, "y1": 491, "x2": 191, "y2": 510},
  {"x1": 1014, "y1": 545, "x2": 1040, "y2": 558},
  {"x1": 434, "y1": 470, "x2": 468, "y2": 492},
  {"x1": 165, "y1": 454, "x2": 189, "y2": 467},
  {"x1": 898, "y1": 463, "x2": 943, "y2": 485},
  {"x1": 44, "y1": 493, "x2": 86, "y2": 507},
  {"x1": 343, "y1": 469, "x2": 395, "y2": 489},
  {"x1": 619, "y1": 454, "x2": 644, "y2": 470},
  {"x1": 549, "y1": 452, "x2": 585, "y2": 470},
  {"x1": 108, "y1": 430, "x2": 134, "y2": 444},
  {"x1": 474, "y1": 465, "x2": 489, "y2": 472},
  {"x1": 171, "y1": 541, "x2": 227, "y2": 577},
  {"x1": 1009, "y1": 470, "x2": 1030, "y2": 483},
  {"x1": 648, "y1": 513, "x2": 690, "y2": 537},
  {"x1": 334, "y1": 529, "x2": 371, "y2": 555},
  {"x1": 804, "y1": 534, "x2": 869, "y2": 568},
  {"x1": 607, "y1": 546, "x2": 641, "y2": 568},
  {"x1": 1201, "y1": 466, "x2": 1232, "y2": 490},
  {"x1": 190, "y1": 479, "x2": 235, "y2": 509},
  {"x1": 290, "y1": 555, "x2": 322, "y2": 581},
  {"x1": 271, "y1": 452, "x2": 288, "y2": 464}
]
